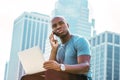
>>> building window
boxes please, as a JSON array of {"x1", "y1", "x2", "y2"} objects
[
  {"x1": 106, "y1": 72, "x2": 112, "y2": 80},
  {"x1": 114, "y1": 46, "x2": 119, "y2": 60},
  {"x1": 26, "y1": 20, "x2": 32, "y2": 49},
  {"x1": 107, "y1": 33, "x2": 113, "y2": 43},
  {"x1": 35, "y1": 22, "x2": 40, "y2": 46},
  {"x1": 25, "y1": 15, "x2": 28, "y2": 18},
  {"x1": 41, "y1": 19, "x2": 44, "y2": 21},
  {"x1": 29, "y1": 16, "x2": 32, "y2": 19},
  {"x1": 101, "y1": 45, "x2": 104, "y2": 58},
  {"x1": 114, "y1": 46, "x2": 119, "y2": 80},
  {"x1": 45, "y1": 20, "x2": 48, "y2": 22},
  {"x1": 107, "y1": 44, "x2": 113, "y2": 58},
  {"x1": 37, "y1": 18, "x2": 40, "y2": 20},
  {"x1": 102, "y1": 33, "x2": 105, "y2": 43},
  {"x1": 93, "y1": 38, "x2": 95, "y2": 46},
  {"x1": 82, "y1": 0, "x2": 87, "y2": 7},
  {"x1": 114, "y1": 61, "x2": 119, "y2": 80},
  {"x1": 114, "y1": 35, "x2": 119, "y2": 44},
  {"x1": 106, "y1": 44, "x2": 113, "y2": 80},
  {"x1": 89, "y1": 40, "x2": 91, "y2": 45},
  {"x1": 33, "y1": 17, "x2": 36, "y2": 20},
  {"x1": 107, "y1": 59, "x2": 112, "y2": 80},
  {"x1": 97, "y1": 36, "x2": 100, "y2": 45},
  {"x1": 31, "y1": 21, "x2": 35, "y2": 47},
  {"x1": 22, "y1": 19, "x2": 27, "y2": 50}
]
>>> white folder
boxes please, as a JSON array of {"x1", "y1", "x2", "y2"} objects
[{"x1": 18, "y1": 46, "x2": 46, "y2": 74}]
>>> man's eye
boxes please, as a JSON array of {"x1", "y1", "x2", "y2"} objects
[
  {"x1": 52, "y1": 24, "x2": 57, "y2": 28},
  {"x1": 59, "y1": 21, "x2": 64, "y2": 25}
]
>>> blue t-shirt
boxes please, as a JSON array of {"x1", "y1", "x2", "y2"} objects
[{"x1": 56, "y1": 35, "x2": 92, "y2": 77}]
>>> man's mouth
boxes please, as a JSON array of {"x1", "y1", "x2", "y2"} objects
[{"x1": 56, "y1": 29, "x2": 63, "y2": 34}]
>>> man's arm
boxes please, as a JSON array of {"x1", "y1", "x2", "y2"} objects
[
  {"x1": 63, "y1": 37, "x2": 91, "y2": 74},
  {"x1": 44, "y1": 55, "x2": 90, "y2": 74},
  {"x1": 49, "y1": 48, "x2": 58, "y2": 60},
  {"x1": 49, "y1": 33, "x2": 59, "y2": 60},
  {"x1": 64, "y1": 55, "x2": 90, "y2": 74}
]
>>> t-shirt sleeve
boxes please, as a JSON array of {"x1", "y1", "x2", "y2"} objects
[{"x1": 75, "y1": 37, "x2": 91, "y2": 56}]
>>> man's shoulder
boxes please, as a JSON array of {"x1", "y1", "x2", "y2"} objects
[
  {"x1": 72, "y1": 34, "x2": 86, "y2": 42},
  {"x1": 72, "y1": 34, "x2": 90, "y2": 46}
]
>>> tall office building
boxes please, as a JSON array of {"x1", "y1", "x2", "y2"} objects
[
  {"x1": 52, "y1": 0, "x2": 95, "y2": 39},
  {"x1": 44, "y1": 26, "x2": 52, "y2": 60},
  {"x1": 89, "y1": 31, "x2": 120, "y2": 80},
  {"x1": 6, "y1": 12, "x2": 50, "y2": 80}
]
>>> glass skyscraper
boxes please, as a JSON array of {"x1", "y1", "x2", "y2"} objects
[
  {"x1": 52, "y1": 0, "x2": 95, "y2": 39},
  {"x1": 6, "y1": 12, "x2": 50, "y2": 80},
  {"x1": 44, "y1": 23, "x2": 52, "y2": 60},
  {"x1": 90, "y1": 31, "x2": 120, "y2": 80}
]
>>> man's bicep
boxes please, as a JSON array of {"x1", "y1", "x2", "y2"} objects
[{"x1": 77, "y1": 55, "x2": 91, "y2": 64}]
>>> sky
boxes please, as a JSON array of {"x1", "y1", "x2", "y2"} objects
[{"x1": 0, "y1": 0, "x2": 120, "y2": 80}]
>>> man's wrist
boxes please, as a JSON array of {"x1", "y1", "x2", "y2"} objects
[
  {"x1": 52, "y1": 47, "x2": 58, "y2": 51},
  {"x1": 60, "y1": 64, "x2": 66, "y2": 71}
]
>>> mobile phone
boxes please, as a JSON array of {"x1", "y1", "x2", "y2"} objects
[
  {"x1": 53, "y1": 32, "x2": 60, "y2": 43},
  {"x1": 52, "y1": 31, "x2": 57, "y2": 40},
  {"x1": 53, "y1": 34, "x2": 57, "y2": 40}
]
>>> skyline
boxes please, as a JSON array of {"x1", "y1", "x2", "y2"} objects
[
  {"x1": 90, "y1": 31, "x2": 120, "y2": 80},
  {"x1": 6, "y1": 12, "x2": 50, "y2": 80},
  {"x1": 0, "y1": 0, "x2": 120, "y2": 80}
]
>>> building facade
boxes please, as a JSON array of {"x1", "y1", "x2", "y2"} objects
[
  {"x1": 52, "y1": 0, "x2": 95, "y2": 39},
  {"x1": 90, "y1": 31, "x2": 120, "y2": 80},
  {"x1": 6, "y1": 12, "x2": 50, "y2": 80}
]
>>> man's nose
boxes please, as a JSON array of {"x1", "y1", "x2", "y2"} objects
[{"x1": 56, "y1": 24, "x2": 61, "y2": 29}]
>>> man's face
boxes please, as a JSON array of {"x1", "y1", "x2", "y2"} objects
[{"x1": 51, "y1": 17, "x2": 69, "y2": 37}]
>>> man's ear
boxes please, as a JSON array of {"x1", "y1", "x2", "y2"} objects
[{"x1": 67, "y1": 23, "x2": 69, "y2": 28}]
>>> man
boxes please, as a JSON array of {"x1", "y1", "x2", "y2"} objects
[{"x1": 21, "y1": 16, "x2": 92, "y2": 80}]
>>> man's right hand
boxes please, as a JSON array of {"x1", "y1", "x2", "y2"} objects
[{"x1": 49, "y1": 33, "x2": 59, "y2": 49}]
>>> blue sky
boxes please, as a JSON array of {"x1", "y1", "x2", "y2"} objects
[{"x1": 0, "y1": 0, "x2": 120, "y2": 80}]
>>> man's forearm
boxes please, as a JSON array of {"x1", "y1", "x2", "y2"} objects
[
  {"x1": 49, "y1": 48, "x2": 58, "y2": 60},
  {"x1": 64, "y1": 62, "x2": 90, "y2": 74}
]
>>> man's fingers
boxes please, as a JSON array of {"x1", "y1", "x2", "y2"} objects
[
  {"x1": 49, "y1": 33, "x2": 54, "y2": 40},
  {"x1": 43, "y1": 60, "x2": 54, "y2": 65}
]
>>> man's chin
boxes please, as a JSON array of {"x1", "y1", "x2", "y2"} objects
[
  {"x1": 56, "y1": 32, "x2": 66, "y2": 38},
  {"x1": 55, "y1": 34, "x2": 62, "y2": 38}
]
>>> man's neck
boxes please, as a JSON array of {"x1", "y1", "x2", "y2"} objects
[{"x1": 60, "y1": 33, "x2": 72, "y2": 44}]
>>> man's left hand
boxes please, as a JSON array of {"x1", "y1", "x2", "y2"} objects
[{"x1": 43, "y1": 60, "x2": 61, "y2": 71}]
